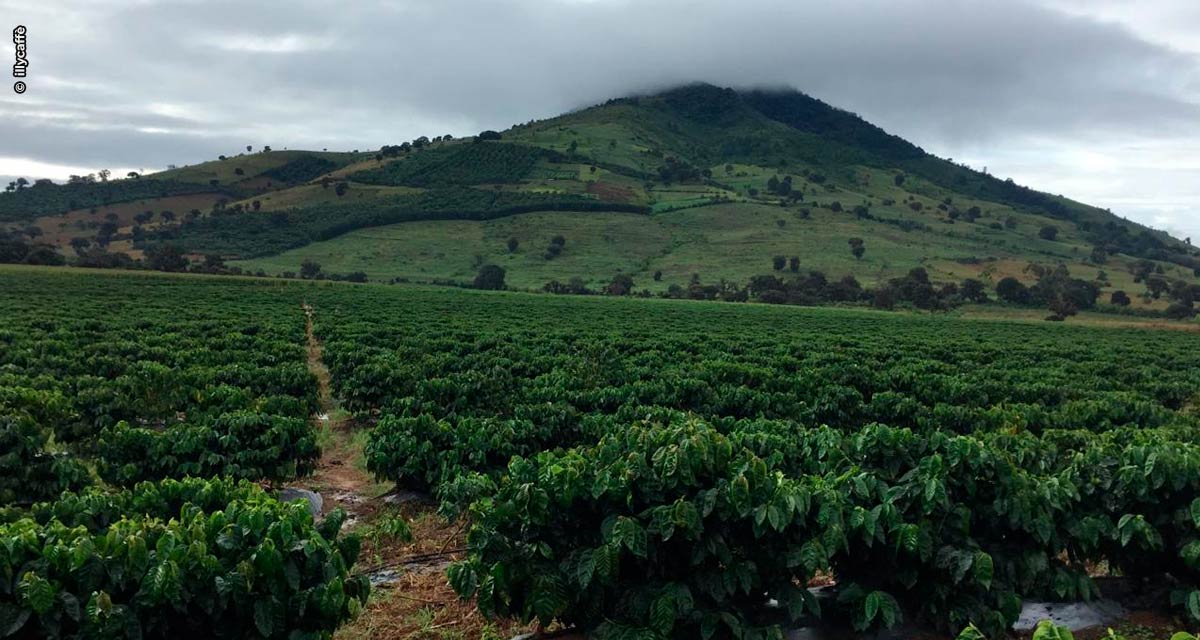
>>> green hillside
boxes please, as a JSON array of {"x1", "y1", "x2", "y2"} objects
[{"x1": 3, "y1": 83, "x2": 1197, "y2": 312}]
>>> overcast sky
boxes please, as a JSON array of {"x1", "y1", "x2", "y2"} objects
[{"x1": 1, "y1": 0, "x2": 1197, "y2": 238}]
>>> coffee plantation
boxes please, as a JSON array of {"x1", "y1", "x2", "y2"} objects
[{"x1": 2, "y1": 266, "x2": 1200, "y2": 638}]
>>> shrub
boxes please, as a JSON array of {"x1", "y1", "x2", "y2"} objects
[
  {"x1": 96, "y1": 412, "x2": 319, "y2": 486},
  {"x1": 0, "y1": 478, "x2": 367, "y2": 639},
  {"x1": 450, "y1": 421, "x2": 828, "y2": 638}
]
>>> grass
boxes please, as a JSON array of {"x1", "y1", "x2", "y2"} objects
[{"x1": 233, "y1": 198, "x2": 1181, "y2": 308}]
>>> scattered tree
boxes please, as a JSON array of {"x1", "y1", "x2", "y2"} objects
[
  {"x1": 473, "y1": 264, "x2": 506, "y2": 290},
  {"x1": 604, "y1": 274, "x2": 635, "y2": 296},
  {"x1": 848, "y1": 238, "x2": 865, "y2": 260},
  {"x1": 996, "y1": 277, "x2": 1030, "y2": 304},
  {"x1": 145, "y1": 244, "x2": 189, "y2": 272},
  {"x1": 300, "y1": 259, "x2": 322, "y2": 279}
]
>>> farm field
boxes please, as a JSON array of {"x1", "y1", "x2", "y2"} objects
[{"x1": 2, "y1": 266, "x2": 1200, "y2": 639}]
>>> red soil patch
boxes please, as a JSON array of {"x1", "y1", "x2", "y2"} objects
[{"x1": 586, "y1": 181, "x2": 636, "y2": 204}]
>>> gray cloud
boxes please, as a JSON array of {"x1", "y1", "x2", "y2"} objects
[{"x1": 1, "y1": 0, "x2": 1198, "y2": 235}]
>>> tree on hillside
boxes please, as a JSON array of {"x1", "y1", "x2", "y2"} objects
[
  {"x1": 474, "y1": 264, "x2": 506, "y2": 290},
  {"x1": 476, "y1": 130, "x2": 502, "y2": 142},
  {"x1": 788, "y1": 256, "x2": 800, "y2": 273},
  {"x1": 960, "y1": 279, "x2": 989, "y2": 303},
  {"x1": 1110, "y1": 290, "x2": 1131, "y2": 307},
  {"x1": 848, "y1": 238, "x2": 865, "y2": 260},
  {"x1": 544, "y1": 235, "x2": 567, "y2": 260},
  {"x1": 996, "y1": 277, "x2": 1030, "y2": 304},
  {"x1": 145, "y1": 244, "x2": 189, "y2": 272},
  {"x1": 300, "y1": 259, "x2": 322, "y2": 280},
  {"x1": 605, "y1": 274, "x2": 635, "y2": 296},
  {"x1": 1146, "y1": 276, "x2": 1170, "y2": 299},
  {"x1": 507, "y1": 237, "x2": 519, "y2": 253},
  {"x1": 772, "y1": 255, "x2": 786, "y2": 271},
  {"x1": 1039, "y1": 225, "x2": 1059, "y2": 241}
]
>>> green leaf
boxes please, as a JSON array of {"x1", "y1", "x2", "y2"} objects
[
  {"x1": 878, "y1": 592, "x2": 899, "y2": 628},
  {"x1": 1182, "y1": 541, "x2": 1200, "y2": 569},
  {"x1": 18, "y1": 572, "x2": 55, "y2": 616},
  {"x1": 1032, "y1": 620, "x2": 1074, "y2": 640},
  {"x1": 957, "y1": 623, "x2": 988, "y2": 640},
  {"x1": 730, "y1": 475, "x2": 751, "y2": 516},
  {"x1": 573, "y1": 551, "x2": 595, "y2": 589},
  {"x1": 530, "y1": 576, "x2": 567, "y2": 624},
  {"x1": 864, "y1": 591, "x2": 882, "y2": 625},
  {"x1": 649, "y1": 593, "x2": 675, "y2": 635},
  {"x1": 447, "y1": 562, "x2": 477, "y2": 597},
  {"x1": 974, "y1": 551, "x2": 994, "y2": 589},
  {"x1": 254, "y1": 598, "x2": 275, "y2": 637},
  {"x1": 1187, "y1": 590, "x2": 1200, "y2": 623}
]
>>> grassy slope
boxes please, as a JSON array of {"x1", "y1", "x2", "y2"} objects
[{"x1": 232, "y1": 203, "x2": 1187, "y2": 309}]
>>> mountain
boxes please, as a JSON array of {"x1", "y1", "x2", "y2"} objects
[{"x1": 2, "y1": 83, "x2": 1197, "y2": 309}]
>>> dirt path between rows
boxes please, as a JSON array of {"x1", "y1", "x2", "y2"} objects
[
  {"x1": 300, "y1": 302, "x2": 537, "y2": 640},
  {"x1": 302, "y1": 302, "x2": 378, "y2": 527}
]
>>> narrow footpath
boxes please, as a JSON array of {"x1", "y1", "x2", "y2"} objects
[
  {"x1": 302, "y1": 302, "x2": 377, "y2": 527},
  {"x1": 299, "y1": 302, "x2": 535, "y2": 639}
]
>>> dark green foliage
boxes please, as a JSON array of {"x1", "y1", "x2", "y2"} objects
[
  {"x1": 0, "y1": 414, "x2": 90, "y2": 506},
  {"x1": 0, "y1": 179, "x2": 218, "y2": 222},
  {"x1": 960, "y1": 279, "x2": 989, "y2": 303},
  {"x1": 96, "y1": 412, "x2": 320, "y2": 486},
  {"x1": 604, "y1": 274, "x2": 635, "y2": 296},
  {"x1": 0, "y1": 230, "x2": 64, "y2": 266},
  {"x1": 0, "y1": 271, "x2": 321, "y2": 496},
  {"x1": 144, "y1": 244, "x2": 189, "y2": 272},
  {"x1": 261, "y1": 155, "x2": 339, "y2": 184},
  {"x1": 352, "y1": 143, "x2": 560, "y2": 187},
  {"x1": 300, "y1": 258, "x2": 322, "y2": 279},
  {"x1": 0, "y1": 478, "x2": 367, "y2": 639},
  {"x1": 996, "y1": 277, "x2": 1030, "y2": 304},
  {"x1": 473, "y1": 264, "x2": 506, "y2": 290},
  {"x1": 150, "y1": 188, "x2": 646, "y2": 258},
  {"x1": 452, "y1": 421, "x2": 828, "y2": 638}
]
